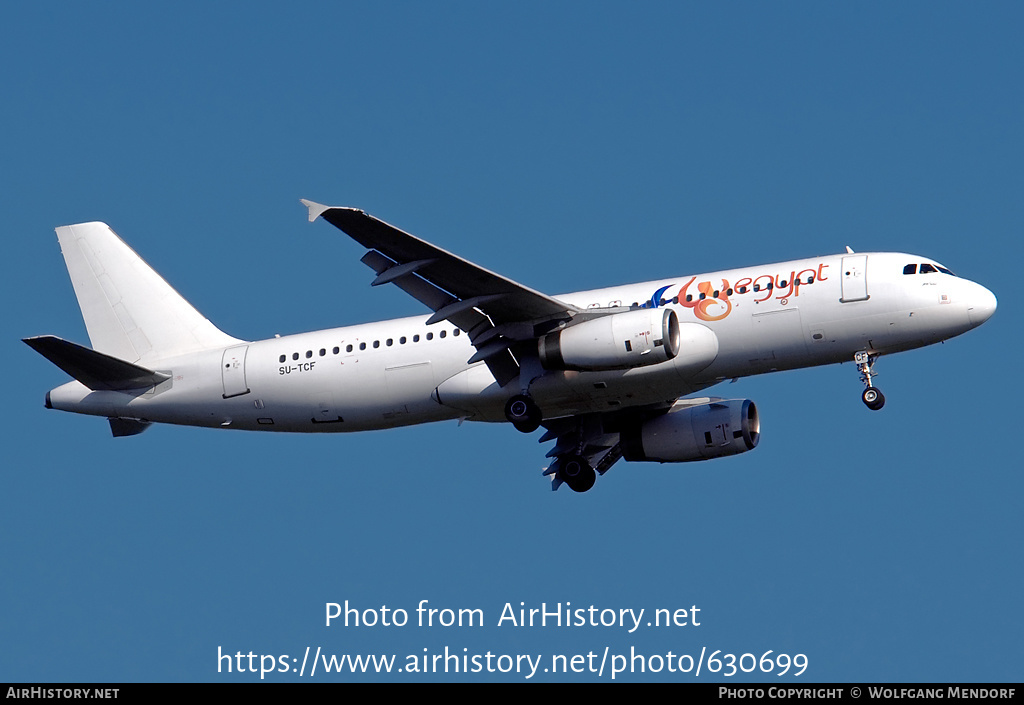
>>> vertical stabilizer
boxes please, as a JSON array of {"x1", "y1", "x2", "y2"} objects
[{"x1": 55, "y1": 222, "x2": 241, "y2": 363}]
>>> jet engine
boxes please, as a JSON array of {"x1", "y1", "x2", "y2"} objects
[
  {"x1": 620, "y1": 399, "x2": 759, "y2": 462},
  {"x1": 538, "y1": 308, "x2": 681, "y2": 371}
]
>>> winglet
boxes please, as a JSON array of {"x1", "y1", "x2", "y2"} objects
[{"x1": 300, "y1": 199, "x2": 331, "y2": 223}]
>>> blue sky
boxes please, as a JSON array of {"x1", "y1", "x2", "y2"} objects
[{"x1": 2, "y1": 2, "x2": 1020, "y2": 682}]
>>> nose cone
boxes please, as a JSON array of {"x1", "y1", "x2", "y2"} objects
[{"x1": 967, "y1": 284, "x2": 997, "y2": 328}]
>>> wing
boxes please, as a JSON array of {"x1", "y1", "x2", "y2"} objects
[{"x1": 303, "y1": 201, "x2": 579, "y2": 386}]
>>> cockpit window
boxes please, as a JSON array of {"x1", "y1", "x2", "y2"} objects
[{"x1": 905, "y1": 262, "x2": 956, "y2": 276}]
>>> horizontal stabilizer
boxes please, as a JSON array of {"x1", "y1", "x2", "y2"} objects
[{"x1": 23, "y1": 335, "x2": 170, "y2": 391}]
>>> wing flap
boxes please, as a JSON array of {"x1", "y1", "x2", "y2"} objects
[
  {"x1": 539, "y1": 413, "x2": 624, "y2": 488},
  {"x1": 538, "y1": 402, "x2": 686, "y2": 489},
  {"x1": 358, "y1": 248, "x2": 520, "y2": 385}
]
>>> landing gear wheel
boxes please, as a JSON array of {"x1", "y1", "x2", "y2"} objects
[
  {"x1": 559, "y1": 454, "x2": 596, "y2": 493},
  {"x1": 505, "y1": 394, "x2": 541, "y2": 433},
  {"x1": 861, "y1": 387, "x2": 885, "y2": 411},
  {"x1": 855, "y1": 351, "x2": 885, "y2": 411}
]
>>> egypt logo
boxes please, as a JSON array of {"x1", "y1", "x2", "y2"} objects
[{"x1": 679, "y1": 276, "x2": 732, "y2": 322}]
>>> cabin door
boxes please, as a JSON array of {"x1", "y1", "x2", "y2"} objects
[{"x1": 840, "y1": 255, "x2": 869, "y2": 303}]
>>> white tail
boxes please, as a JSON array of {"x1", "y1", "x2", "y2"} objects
[{"x1": 54, "y1": 222, "x2": 241, "y2": 363}]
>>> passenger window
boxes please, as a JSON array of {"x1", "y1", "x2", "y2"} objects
[
  {"x1": 440, "y1": 330, "x2": 447, "y2": 339},
  {"x1": 453, "y1": 329, "x2": 460, "y2": 337},
  {"x1": 413, "y1": 335, "x2": 420, "y2": 342},
  {"x1": 373, "y1": 340, "x2": 380, "y2": 348},
  {"x1": 292, "y1": 352, "x2": 299, "y2": 361},
  {"x1": 359, "y1": 342, "x2": 366, "y2": 351},
  {"x1": 306, "y1": 350, "x2": 312, "y2": 358},
  {"x1": 427, "y1": 332, "x2": 433, "y2": 340},
  {"x1": 319, "y1": 348, "x2": 326, "y2": 356},
  {"x1": 346, "y1": 344, "x2": 353, "y2": 352},
  {"x1": 279, "y1": 355, "x2": 286, "y2": 363},
  {"x1": 332, "y1": 346, "x2": 339, "y2": 354},
  {"x1": 904, "y1": 264, "x2": 917, "y2": 275},
  {"x1": 400, "y1": 336, "x2": 407, "y2": 344}
]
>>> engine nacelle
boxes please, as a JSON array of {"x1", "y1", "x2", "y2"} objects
[
  {"x1": 620, "y1": 399, "x2": 760, "y2": 463},
  {"x1": 538, "y1": 308, "x2": 681, "y2": 371}
]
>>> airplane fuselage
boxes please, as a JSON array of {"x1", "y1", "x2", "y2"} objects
[{"x1": 45, "y1": 250, "x2": 995, "y2": 433}]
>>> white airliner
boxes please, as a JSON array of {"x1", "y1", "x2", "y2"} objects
[{"x1": 25, "y1": 201, "x2": 997, "y2": 491}]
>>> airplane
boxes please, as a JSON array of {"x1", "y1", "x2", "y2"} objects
[{"x1": 24, "y1": 201, "x2": 997, "y2": 492}]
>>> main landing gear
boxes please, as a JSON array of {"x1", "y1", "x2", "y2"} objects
[
  {"x1": 541, "y1": 452, "x2": 597, "y2": 493},
  {"x1": 855, "y1": 351, "x2": 885, "y2": 411},
  {"x1": 504, "y1": 394, "x2": 542, "y2": 433},
  {"x1": 503, "y1": 392, "x2": 596, "y2": 492},
  {"x1": 556, "y1": 454, "x2": 596, "y2": 493}
]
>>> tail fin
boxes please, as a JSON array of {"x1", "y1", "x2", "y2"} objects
[{"x1": 54, "y1": 222, "x2": 241, "y2": 363}]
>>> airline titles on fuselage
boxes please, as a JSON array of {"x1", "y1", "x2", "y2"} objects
[{"x1": 584, "y1": 262, "x2": 832, "y2": 322}]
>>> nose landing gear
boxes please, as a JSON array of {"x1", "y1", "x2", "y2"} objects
[{"x1": 855, "y1": 351, "x2": 885, "y2": 410}]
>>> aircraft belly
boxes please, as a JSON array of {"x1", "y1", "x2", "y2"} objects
[{"x1": 531, "y1": 364, "x2": 702, "y2": 418}]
